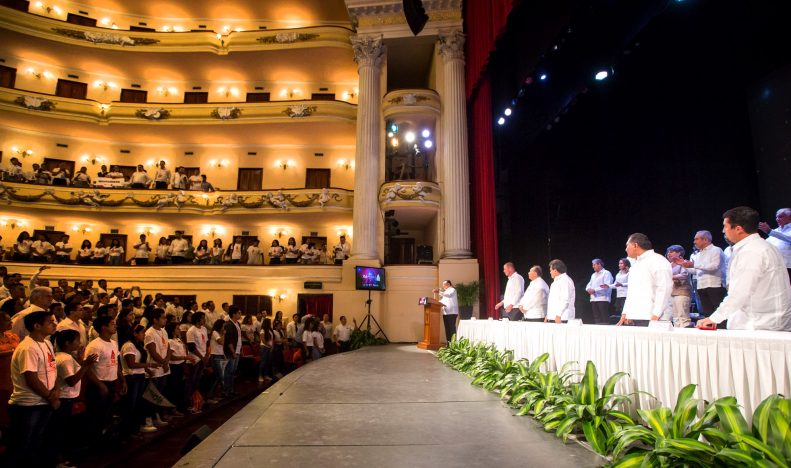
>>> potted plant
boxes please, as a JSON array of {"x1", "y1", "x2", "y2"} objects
[{"x1": 454, "y1": 281, "x2": 479, "y2": 320}]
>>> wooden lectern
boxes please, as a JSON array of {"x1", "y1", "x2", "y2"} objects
[{"x1": 417, "y1": 297, "x2": 443, "y2": 350}]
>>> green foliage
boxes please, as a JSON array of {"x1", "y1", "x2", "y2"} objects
[
  {"x1": 437, "y1": 337, "x2": 791, "y2": 468},
  {"x1": 348, "y1": 329, "x2": 388, "y2": 350},
  {"x1": 454, "y1": 281, "x2": 480, "y2": 307}
]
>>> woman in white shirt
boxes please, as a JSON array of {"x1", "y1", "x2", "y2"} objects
[
  {"x1": 268, "y1": 240, "x2": 284, "y2": 265},
  {"x1": 92, "y1": 240, "x2": 108, "y2": 264},
  {"x1": 227, "y1": 237, "x2": 243, "y2": 264},
  {"x1": 211, "y1": 239, "x2": 223, "y2": 265},
  {"x1": 154, "y1": 237, "x2": 170, "y2": 265},
  {"x1": 166, "y1": 322, "x2": 192, "y2": 414},
  {"x1": 108, "y1": 239, "x2": 125, "y2": 266},
  {"x1": 246, "y1": 240, "x2": 263, "y2": 265},
  {"x1": 284, "y1": 237, "x2": 300, "y2": 264},
  {"x1": 12, "y1": 231, "x2": 32, "y2": 261},
  {"x1": 206, "y1": 320, "x2": 227, "y2": 403},
  {"x1": 71, "y1": 166, "x2": 91, "y2": 188},
  {"x1": 194, "y1": 239, "x2": 210, "y2": 264},
  {"x1": 121, "y1": 325, "x2": 158, "y2": 433},
  {"x1": 77, "y1": 240, "x2": 93, "y2": 264}
]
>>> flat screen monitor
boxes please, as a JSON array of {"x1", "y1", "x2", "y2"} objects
[{"x1": 355, "y1": 266, "x2": 386, "y2": 291}]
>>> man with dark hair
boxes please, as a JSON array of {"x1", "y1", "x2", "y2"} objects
[
  {"x1": 698, "y1": 207, "x2": 791, "y2": 331},
  {"x1": 494, "y1": 262, "x2": 525, "y2": 320},
  {"x1": 546, "y1": 259, "x2": 575, "y2": 323},
  {"x1": 222, "y1": 305, "x2": 242, "y2": 397},
  {"x1": 84, "y1": 315, "x2": 125, "y2": 438},
  {"x1": 145, "y1": 308, "x2": 170, "y2": 426},
  {"x1": 586, "y1": 259, "x2": 613, "y2": 324},
  {"x1": 618, "y1": 233, "x2": 672, "y2": 326},
  {"x1": 433, "y1": 280, "x2": 458, "y2": 342},
  {"x1": 57, "y1": 301, "x2": 88, "y2": 350},
  {"x1": 8, "y1": 310, "x2": 58, "y2": 466}
]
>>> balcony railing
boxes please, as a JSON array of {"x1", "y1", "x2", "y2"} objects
[
  {"x1": 0, "y1": 180, "x2": 353, "y2": 214},
  {"x1": 378, "y1": 181, "x2": 440, "y2": 208}
]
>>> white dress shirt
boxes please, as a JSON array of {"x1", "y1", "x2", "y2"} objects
[
  {"x1": 607, "y1": 271, "x2": 629, "y2": 298},
  {"x1": 688, "y1": 244, "x2": 724, "y2": 289},
  {"x1": 722, "y1": 246, "x2": 733, "y2": 288},
  {"x1": 502, "y1": 272, "x2": 525, "y2": 308},
  {"x1": 130, "y1": 171, "x2": 150, "y2": 185},
  {"x1": 586, "y1": 269, "x2": 613, "y2": 302},
  {"x1": 766, "y1": 224, "x2": 791, "y2": 268},
  {"x1": 170, "y1": 238, "x2": 188, "y2": 257},
  {"x1": 547, "y1": 273, "x2": 575, "y2": 321},
  {"x1": 518, "y1": 277, "x2": 549, "y2": 319},
  {"x1": 709, "y1": 233, "x2": 791, "y2": 331},
  {"x1": 622, "y1": 249, "x2": 673, "y2": 321},
  {"x1": 438, "y1": 286, "x2": 458, "y2": 316}
]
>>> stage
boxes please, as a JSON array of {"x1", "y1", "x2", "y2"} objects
[
  {"x1": 458, "y1": 320, "x2": 791, "y2": 419},
  {"x1": 175, "y1": 345, "x2": 603, "y2": 467}
]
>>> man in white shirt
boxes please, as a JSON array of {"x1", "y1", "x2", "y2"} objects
[
  {"x1": 188, "y1": 173, "x2": 203, "y2": 191},
  {"x1": 204, "y1": 301, "x2": 222, "y2": 330},
  {"x1": 495, "y1": 262, "x2": 525, "y2": 321},
  {"x1": 54, "y1": 234, "x2": 72, "y2": 263},
  {"x1": 153, "y1": 160, "x2": 170, "y2": 189},
  {"x1": 171, "y1": 167, "x2": 187, "y2": 190},
  {"x1": 332, "y1": 315, "x2": 354, "y2": 352},
  {"x1": 546, "y1": 259, "x2": 575, "y2": 323},
  {"x1": 433, "y1": 280, "x2": 458, "y2": 343},
  {"x1": 518, "y1": 265, "x2": 549, "y2": 321},
  {"x1": 759, "y1": 208, "x2": 791, "y2": 283},
  {"x1": 678, "y1": 230, "x2": 725, "y2": 316},
  {"x1": 31, "y1": 234, "x2": 55, "y2": 263},
  {"x1": 129, "y1": 165, "x2": 150, "y2": 189},
  {"x1": 699, "y1": 207, "x2": 791, "y2": 331},
  {"x1": 56, "y1": 301, "x2": 89, "y2": 350},
  {"x1": 618, "y1": 233, "x2": 673, "y2": 326},
  {"x1": 11, "y1": 287, "x2": 54, "y2": 339},
  {"x1": 133, "y1": 233, "x2": 151, "y2": 265},
  {"x1": 169, "y1": 231, "x2": 189, "y2": 264},
  {"x1": 586, "y1": 259, "x2": 613, "y2": 324},
  {"x1": 333, "y1": 236, "x2": 351, "y2": 265}
]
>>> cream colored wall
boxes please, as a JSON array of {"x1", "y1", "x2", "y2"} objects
[
  {"x1": 4, "y1": 261, "x2": 437, "y2": 343},
  {"x1": 0, "y1": 127, "x2": 356, "y2": 191}
]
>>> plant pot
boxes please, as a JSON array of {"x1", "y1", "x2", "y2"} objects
[{"x1": 459, "y1": 305, "x2": 473, "y2": 320}]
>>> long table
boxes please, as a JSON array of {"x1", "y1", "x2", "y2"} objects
[{"x1": 457, "y1": 320, "x2": 791, "y2": 419}]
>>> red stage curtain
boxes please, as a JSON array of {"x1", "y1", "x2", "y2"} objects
[
  {"x1": 300, "y1": 294, "x2": 333, "y2": 321},
  {"x1": 465, "y1": 0, "x2": 513, "y2": 98}
]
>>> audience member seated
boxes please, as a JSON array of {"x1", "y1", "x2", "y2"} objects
[
  {"x1": 30, "y1": 233, "x2": 54, "y2": 263},
  {"x1": 54, "y1": 235, "x2": 72, "y2": 264},
  {"x1": 72, "y1": 167, "x2": 91, "y2": 188},
  {"x1": 12, "y1": 232, "x2": 32, "y2": 262}
]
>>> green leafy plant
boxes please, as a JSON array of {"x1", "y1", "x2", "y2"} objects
[
  {"x1": 454, "y1": 281, "x2": 480, "y2": 307},
  {"x1": 348, "y1": 329, "x2": 388, "y2": 350}
]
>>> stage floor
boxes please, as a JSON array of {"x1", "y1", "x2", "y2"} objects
[{"x1": 175, "y1": 344, "x2": 603, "y2": 468}]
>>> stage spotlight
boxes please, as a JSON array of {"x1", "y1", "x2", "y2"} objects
[
  {"x1": 424, "y1": 140, "x2": 433, "y2": 149},
  {"x1": 404, "y1": 131, "x2": 416, "y2": 143},
  {"x1": 421, "y1": 129, "x2": 430, "y2": 138},
  {"x1": 595, "y1": 70, "x2": 609, "y2": 81},
  {"x1": 539, "y1": 74, "x2": 547, "y2": 81},
  {"x1": 504, "y1": 108, "x2": 512, "y2": 116},
  {"x1": 387, "y1": 132, "x2": 394, "y2": 138},
  {"x1": 497, "y1": 117, "x2": 506, "y2": 125}
]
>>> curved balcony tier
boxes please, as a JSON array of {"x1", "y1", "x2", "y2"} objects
[
  {"x1": 0, "y1": 181, "x2": 353, "y2": 215},
  {"x1": 0, "y1": 7, "x2": 353, "y2": 55},
  {"x1": 0, "y1": 88, "x2": 357, "y2": 126},
  {"x1": 382, "y1": 89, "x2": 440, "y2": 118},
  {"x1": 378, "y1": 180, "x2": 440, "y2": 209}
]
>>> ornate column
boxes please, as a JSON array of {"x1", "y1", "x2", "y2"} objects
[
  {"x1": 438, "y1": 30, "x2": 472, "y2": 258},
  {"x1": 350, "y1": 35, "x2": 385, "y2": 261}
]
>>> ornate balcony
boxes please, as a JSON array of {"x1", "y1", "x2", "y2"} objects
[
  {"x1": 0, "y1": 181, "x2": 353, "y2": 214},
  {"x1": 0, "y1": 88, "x2": 357, "y2": 126},
  {"x1": 378, "y1": 181, "x2": 440, "y2": 209},
  {"x1": 0, "y1": 6, "x2": 353, "y2": 55}
]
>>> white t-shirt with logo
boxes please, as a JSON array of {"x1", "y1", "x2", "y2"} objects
[
  {"x1": 9, "y1": 337, "x2": 57, "y2": 405},
  {"x1": 144, "y1": 327, "x2": 170, "y2": 377},
  {"x1": 55, "y1": 351, "x2": 81, "y2": 398},
  {"x1": 121, "y1": 341, "x2": 145, "y2": 376},
  {"x1": 169, "y1": 338, "x2": 186, "y2": 365},
  {"x1": 186, "y1": 325, "x2": 207, "y2": 359},
  {"x1": 210, "y1": 330, "x2": 224, "y2": 356},
  {"x1": 84, "y1": 338, "x2": 119, "y2": 382}
]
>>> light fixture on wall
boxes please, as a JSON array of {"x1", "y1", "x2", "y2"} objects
[
  {"x1": 11, "y1": 146, "x2": 33, "y2": 158},
  {"x1": 217, "y1": 86, "x2": 239, "y2": 98},
  {"x1": 279, "y1": 88, "x2": 302, "y2": 99},
  {"x1": 336, "y1": 159, "x2": 354, "y2": 171},
  {"x1": 93, "y1": 80, "x2": 118, "y2": 91},
  {"x1": 137, "y1": 225, "x2": 159, "y2": 237},
  {"x1": 268, "y1": 290, "x2": 287, "y2": 303},
  {"x1": 145, "y1": 159, "x2": 167, "y2": 168},
  {"x1": 270, "y1": 227, "x2": 291, "y2": 238},
  {"x1": 27, "y1": 67, "x2": 54, "y2": 80},
  {"x1": 201, "y1": 225, "x2": 226, "y2": 238},
  {"x1": 341, "y1": 89, "x2": 358, "y2": 100},
  {"x1": 80, "y1": 154, "x2": 107, "y2": 166},
  {"x1": 208, "y1": 159, "x2": 229, "y2": 168},
  {"x1": 156, "y1": 86, "x2": 178, "y2": 97},
  {"x1": 34, "y1": 2, "x2": 62, "y2": 15},
  {"x1": 72, "y1": 224, "x2": 92, "y2": 235},
  {"x1": 0, "y1": 218, "x2": 27, "y2": 230},
  {"x1": 274, "y1": 159, "x2": 296, "y2": 171},
  {"x1": 99, "y1": 18, "x2": 119, "y2": 29},
  {"x1": 336, "y1": 228, "x2": 349, "y2": 237}
]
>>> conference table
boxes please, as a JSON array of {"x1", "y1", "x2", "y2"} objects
[{"x1": 457, "y1": 320, "x2": 791, "y2": 419}]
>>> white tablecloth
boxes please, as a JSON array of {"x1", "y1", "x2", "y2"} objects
[{"x1": 457, "y1": 320, "x2": 791, "y2": 418}]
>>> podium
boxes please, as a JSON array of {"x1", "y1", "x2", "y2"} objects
[{"x1": 417, "y1": 297, "x2": 443, "y2": 350}]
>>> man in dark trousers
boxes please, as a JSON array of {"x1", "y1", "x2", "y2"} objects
[{"x1": 222, "y1": 306, "x2": 242, "y2": 397}]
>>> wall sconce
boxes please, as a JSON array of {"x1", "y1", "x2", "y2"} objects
[
  {"x1": 0, "y1": 219, "x2": 27, "y2": 230},
  {"x1": 34, "y1": 1, "x2": 62, "y2": 15},
  {"x1": 145, "y1": 159, "x2": 167, "y2": 168},
  {"x1": 99, "y1": 18, "x2": 118, "y2": 29},
  {"x1": 80, "y1": 154, "x2": 107, "y2": 166},
  {"x1": 279, "y1": 88, "x2": 302, "y2": 99},
  {"x1": 274, "y1": 159, "x2": 296, "y2": 171},
  {"x1": 11, "y1": 146, "x2": 33, "y2": 158},
  {"x1": 93, "y1": 80, "x2": 117, "y2": 91},
  {"x1": 162, "y1": 25, "x2": 185, "y2": 32},
  {"x1": 341, "y1": 89, "x2": 358, "y2": 100},
  {"x1": 270, "y1": 227, "x2": 291, "y2": 238},
  {"x1": 156, "y1": 86, "x2": 178, "y2": 97},
  {"x1": 72, "y1": 224, "x2": 92, "y2": 235},
  {"x1": 337, "y1": 159, "x2": 354, "y2": 171},
  {"x1": 137, "y1": 225, "x2": 159, "y2": 237},
  {"x1": 337, "y1": 229, "x2": 348, "y2": 237},
  {"x1": 268, "y1": 290, "x2": 287, "y2": 303},
  {"x1": 27, "y1": 68, "x2": 54, "y2": 80},
  {"x1": 217, "y1": 87, "x2": 239, "y2": 98},
  {"x1": 201, "y1": 225, "x2": 226, "y2": 238},
  {"x1": 208, "y1": 159, "x2": 229, "y2": 168}
]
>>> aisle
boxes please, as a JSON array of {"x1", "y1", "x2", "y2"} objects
[{"x1": 176, "y1": 344, "x2": 603, "y2": 468}]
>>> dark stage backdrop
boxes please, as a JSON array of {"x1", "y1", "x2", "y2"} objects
[{"x1": 490, "y1": 0, "x2": 790, "y2": 322}]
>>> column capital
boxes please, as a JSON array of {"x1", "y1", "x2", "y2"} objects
[
  {"x1": 438, "y1": 29, "x2": 465, "y2": 62},
  {"x1": 351, "y1": 35, "x2": 385, "y2": 68}
]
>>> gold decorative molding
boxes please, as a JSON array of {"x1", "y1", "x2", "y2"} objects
[
  {"x1": 0, "y1": 181, "x2": 353, "y2": 215},
  {"x1": 0, "y1": 88, "x2": 356, "y2": 125},
  {"x1": 378, "y1": 181, "x2": 440, "y2": 207},
  {"x1": 0, "y1": 7, "x2": 353, "y2": 54},
  {"x1": 382, "y1": 89, "x2": 440, "y2": 118}
]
